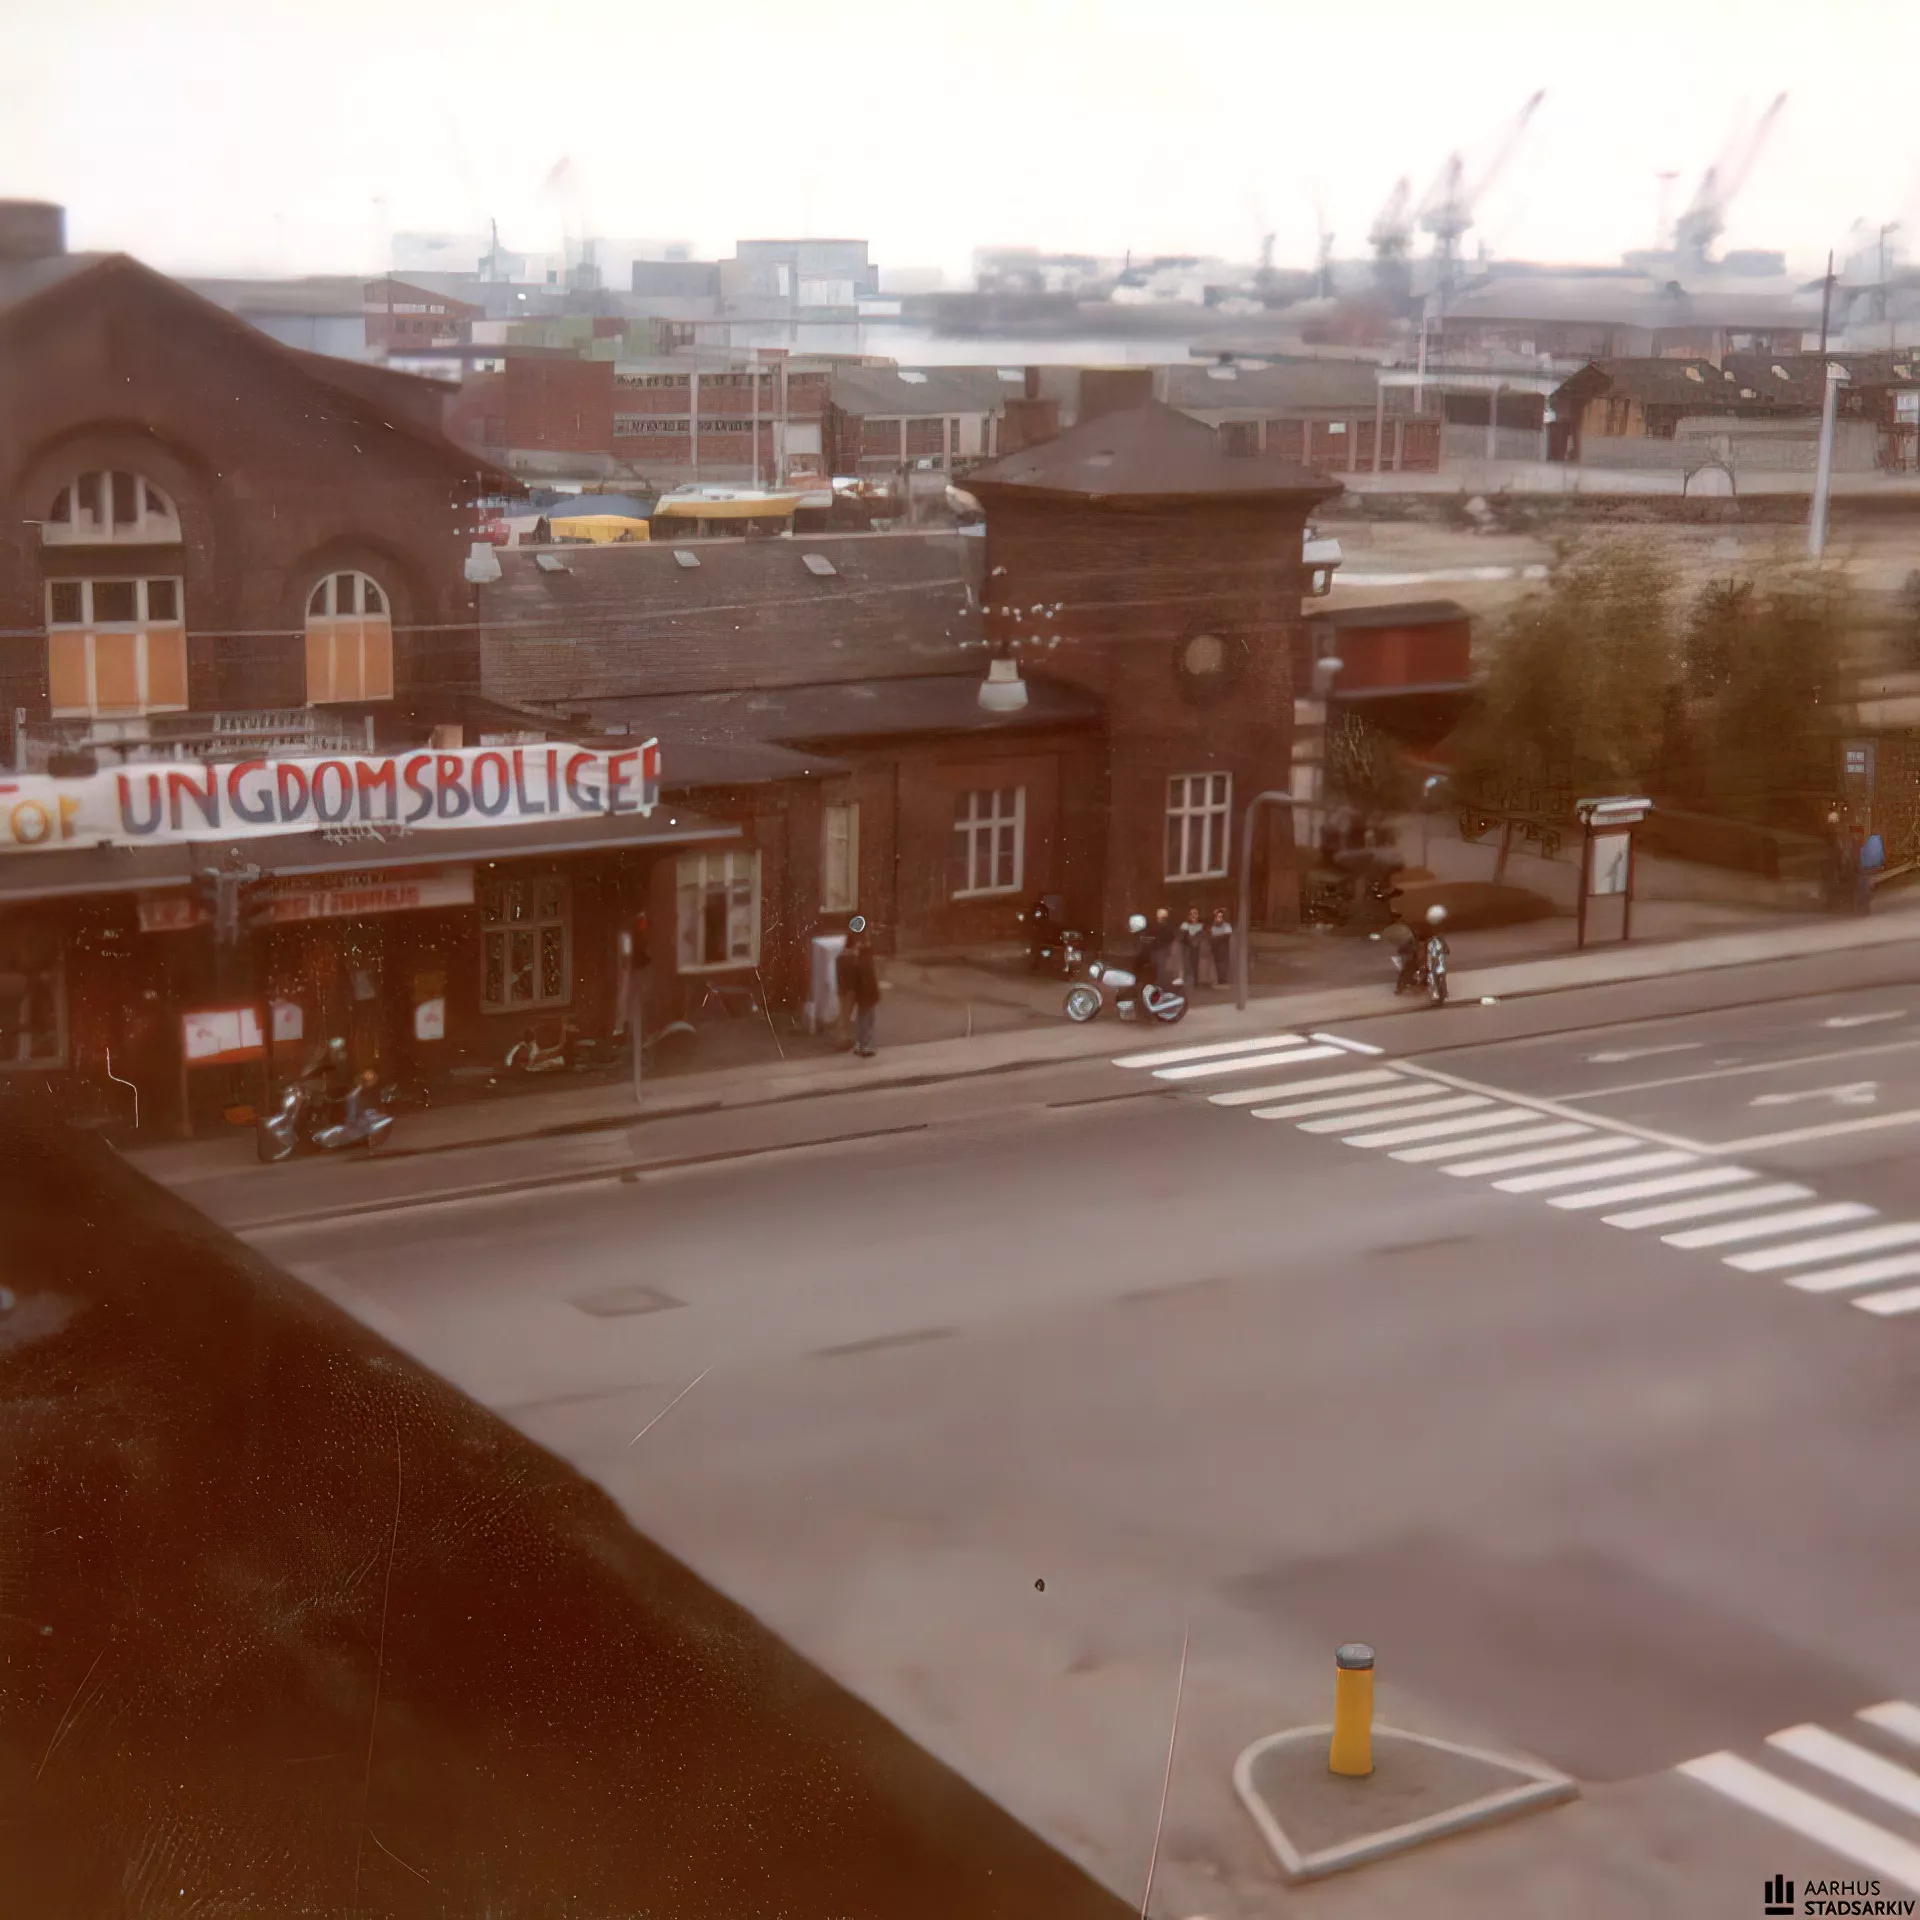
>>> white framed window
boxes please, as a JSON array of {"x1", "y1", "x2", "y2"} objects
[
  {"x1": 42, "y1": 470, "x2": 182, "y2": 546},
  {"x1": 305, "y1": 570, "x2": 394, "y2": 704},
  {"x1": 1166, "y1": 772, "x2": 1232, "y2": 880},
  {"x1": 821, "y1": 803, "x2": 860, "y2": 912},
  {"x1": 45, "y1": 576, "x2": 187, "y2": 716},
  {"x1": 953, "y1": 786, "x2": 1025, "y2": 897},
  {"x1": 479, "y1": 872, "x2": 572, "y2": 1013},
  {"x1": 678, "y1": 851, "x2": 761, "y2": 970}
]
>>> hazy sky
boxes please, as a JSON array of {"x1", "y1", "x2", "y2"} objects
[{"x1": 6, "y1": 0, "x2": 1918, "y2": 282}]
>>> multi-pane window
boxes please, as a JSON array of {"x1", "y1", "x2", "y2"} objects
[
  {"x1": 45, "y1": 576, "x2": 187, "y2": 716},
  {"x1": 479, "y1": 874, "x2": 572, "y2": 1013},
  {"x1": 677, "y1": 851, "x2": 761, "y2": 970},
  {"x1": 613, "y1": 416, "x2": 690, "y2": 436},
  {"x1": 42, "y1": 470, "x2": 182, "y2": 546},
  {"x1": 0, "y1": 922, "x2": 65, "y2": 1069},
  {"x1": 953, "y1": 787, "x2": 1025, "y2": 897},
  {"x1": 821, "y1": 803, "x2": 860, "y2": 912},
  {"x1": 1166, "y1": 772, "x2": 1232, "y2": 880},
  {"x1": 305, "y1": 570, "x2": 394, "y2": 704}
]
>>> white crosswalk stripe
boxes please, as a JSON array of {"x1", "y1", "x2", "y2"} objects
[
  {"x1": 1120, "y1": 1026, "x2": 1920, "y2": 1331},
  {"x1": 1862, "y1": 1702, "x2": 1920, "y2": 1745},
  {"x1": 1662, "y1": 1202, "x2": 1877, "y2": 1251},
  {"x1": 1493, "y1": 1151, "x2": 1696, "y2": 1194},
  {"x1": 1154, "y1": 1044, "x2": 1345, "y2": 1081},
  {"x1": 1768, "y1": 1723, "x2": 1920, "y2": 1819},
  {"x1": 1391, "y1": 1121, "x2": 1593, "y2": 1163},
  {"x1": 1547, "y1": 1166, "x2": 1756, "y2": 1211},
  {"x1": 1727, "y1": 1221, "x2": 1920, "y2": 1274},
  {"x1": 1342, "y1": 1107, "x2": 1546, "y2": 1150},
  {"x1": 1297, "y1": 1096, "x2": 1486, "y2": 1135},
  {"x1": 1208, "y1": 1069, "x2": 1399, "y2": 1107},
  {"x1": 1788, "y1": 1252, "x2": 1920, "y2": 1295},
  {"x1": 1249, "y1": 1084, "x2": 1451, "y2": 1121},
  {"x1": 1113, "y1": 1033, "x2": 1308, "y2": 1069},
  {"x1": 1856, "y1": 1285, "x2": 1920, "y2": 1317},
  {"x1": 1602, "y1": 1182, "x2": 1813, "y2": 1230},
  {"x1": 1680, "y1": 1747, "x2": 1920, "y2": 1893},
  {"x1": 1442, "y1": 1135, "x2": 1627, "y2": 1178}
]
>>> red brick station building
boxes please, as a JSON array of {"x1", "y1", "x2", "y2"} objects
[{"x1": 0, "y1": 199, "x2": 1406, "y2": 1138}]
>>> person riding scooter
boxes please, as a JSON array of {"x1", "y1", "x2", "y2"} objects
[
  {"x1": 298, "y1": 1037, "x2": 355, "y2": 1121},
  {"x1": 1112, "y1": 912, "x2": 1154, "y2": 1016}
]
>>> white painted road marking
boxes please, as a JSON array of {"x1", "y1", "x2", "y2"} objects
[
  {"x1": 1855, "y1": 1285, "x2": 1920, "y2": 1317},
  {"x1": 1786, "y1": 1251, "x2": 1920, "y2": 1295},
  {"x1": 1114, "y1": 1034, "x2": 1306, "y2": 1070},
  {"x1": 1154, "y1": 1045, "x2": 1344, "y2": 1082},
  {"x1": 1342, "y1": 1109, "x2": 1544, "y2": 1150},
  {"x1": 1727, "y1": 1222, "x2": 1920, "y2": 1274},
  {"x1": 1391, "y1": 1122, "x2": 1592, "y2": 1164},
  {"x1": 1312, "y1": 1032, "x2": 1385, "y2": 1055},
  {"x1": 1493, "y1": 1151, "x2": 1695, "y2": 1194},
  {"x1": 1250, "y1": 1085, "x2": 1450, "y2": 1121},
  {"x1": 1547, "y1": 1166, "x2": 1754, "y2": 1212},
  {"x1": 1679, "y1": 1751, "x2": 1920, "y2": 1892},
  {"x1": 1602, "y1": 1183, "x2": 1813, "y2": 1231},
  {"x1": 1662, "y1": 1202, "x2": 1877, "y2": 1251},
  {"x1": 1862, "y1": 1702, "x2": 1920, "y2": 1746},
  {"x1": 1824, "y1": 1010, "x2": 1905, "y2": 1028},
  {"x1": 1207, "y1": 1070, "x2": 1398, "y2": 1108},
  {"x1": 1715, "y1": 1108, "x2": 1920, "y2": 1154},
  {"x1": 1298, "y1": 1095, "x2": 1487, "y2": 1135},
  {"x1": 1749, "y1": 1081, "x2": 1879, "y2": 1108},
  {"x1": 1443, "y1": 1136, "x2": 1632, "y2": 1179},
  {"x1": 1767, "y1": 1724, "x2": 1920, "y2": 1821},
  {"x1": 1586, "y1": 1043, "x2": 1703, "y2": 1064}
]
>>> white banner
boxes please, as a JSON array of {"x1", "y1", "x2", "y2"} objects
[{"x1": 0, "y1": 741, "x2": 659, "y2": 854}]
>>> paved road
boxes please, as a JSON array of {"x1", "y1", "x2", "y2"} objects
[{"x1": 177, "y1": 947, "x2": 1920, "y2": 1918}]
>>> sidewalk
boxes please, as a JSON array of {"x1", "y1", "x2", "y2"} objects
[{"x1": 126, "y1": 888, "x2": 1920, "y2": 1188}]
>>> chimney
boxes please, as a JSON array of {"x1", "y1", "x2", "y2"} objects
[{"x1": 0, "y1": 201, "x2": 66, "y2": 263}]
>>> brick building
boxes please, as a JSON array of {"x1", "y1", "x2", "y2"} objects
[
  {"x1": 362, "y1": 277, "x2": 482, "y2": 355},
  {"x1": 0, "y1": 204, "x2": 737, "y2": 1136},
  {"x1": 824, "y1": 366, "x2": 1012, "y2": 476}
]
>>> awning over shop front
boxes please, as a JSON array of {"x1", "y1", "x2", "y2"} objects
[{"x1": 0, "y1": 805, "x2": 739, "y2": 905}]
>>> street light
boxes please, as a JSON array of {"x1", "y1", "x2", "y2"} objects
[{"x1": 1234, "y1": 790, "x2": 1296, "y2": 1012}]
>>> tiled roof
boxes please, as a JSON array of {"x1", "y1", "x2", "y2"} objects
[{"x1": 478, "y1": 530, "x2": 986, "y2": 706}]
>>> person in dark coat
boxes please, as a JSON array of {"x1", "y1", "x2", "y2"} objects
[
  {"x1": 843, "y1": 930, "x2": 881, "y2": 1056},
  {"x1": 1208, "y1": 907, "x2": 1234, "y2": 988},
  {"x1": 1150, "y1": 908, "x2": 1178, "y2": 991}
]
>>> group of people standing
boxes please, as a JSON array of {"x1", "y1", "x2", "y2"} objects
[
  {"x1": 1143, "y1": 905, "x2": 1235, "y2": 992},
  {"x1": 1823, "y1": 811, "x2": 1885, "y2": 917}
]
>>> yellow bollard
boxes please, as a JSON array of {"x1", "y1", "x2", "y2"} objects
[{"x1": 1328, "y1": 1642, "x2": 1375, "y2": 1777}]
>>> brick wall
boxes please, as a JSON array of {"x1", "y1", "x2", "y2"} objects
[
  {"x1": 0, "y1": 265, "x2": 488, "y2": 747},
  {"x1": 504, "y1": 356, "x2": 615, "y2": 453}
]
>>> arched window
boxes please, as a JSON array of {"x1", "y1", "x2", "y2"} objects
[
  {"x1": 42, "y1": 471, "x2": 181, "y2": 546},
  {"x1": 304, "y1": 570, "x2": 393, "y2": 704}
]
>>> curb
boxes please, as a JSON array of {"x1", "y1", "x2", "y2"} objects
[{"x1": 130, "y1": 904, "x2": 1920, "y2": 1188}]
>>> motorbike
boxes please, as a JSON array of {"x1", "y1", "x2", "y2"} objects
[
  {"x1": 1018, "y1": 901, "x2": 1089, "y2": 978},
  {"x1": 256, "y1": 1075, "x2": 395, "y2": 1163},
  {"x1": 1373, "y1": 902, "x2": 1450, "y2": 1008},
  {"x1": 1063, "y1": 958, "x2": 1187, "y2": 1026}
]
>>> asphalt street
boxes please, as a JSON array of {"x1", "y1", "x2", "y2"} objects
[{"x1": 173, "y1": 944, "x2": 1920, "y2": 1918}]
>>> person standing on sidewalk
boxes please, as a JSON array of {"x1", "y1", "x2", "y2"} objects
[
  {"x1": 1208, "y1": 908, "x2": 1234, "y2": 989},
  {"x1": 1858, "y1": 824, "x2": 1884, "y2": 916},
  {"x1": 845, "y1": 928, "x2": 882, "y2": 1057},
  {"x1": 1150, "y1": 908, "x2": 1179, "y2": 991},
  {"x1": 1178, "y1": 906, "x2": 1205, "y2": 989}
]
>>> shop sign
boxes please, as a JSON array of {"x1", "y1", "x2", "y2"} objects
[
  {"x1": 182, "y1": 1005, "x2": 266, "y2": 1066},
  {"x1": 137, "y1": 865, "x2": 477, "y2": 933},
  {"x1": 253, "y1": 866, "x2": 475, "y2": 925},
  {"x1": 0, "y1": 740, "x2": 660, "y2": 854}
]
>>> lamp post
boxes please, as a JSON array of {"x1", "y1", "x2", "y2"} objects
[
  {"x1": 1234, "y1": 791, "x2": 1296, "y2": 1012},
  {"x1": 1809, "y1": 361, "x2": 1848, "y2": 560}
]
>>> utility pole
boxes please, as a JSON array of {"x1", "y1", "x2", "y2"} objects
[
  {"x1": 1883, "y1": 224, "x2": 1902, "y2": 352},
  {"x1": 1818, "y1": 250, "x2": 1835, "y2": 356},
  {"x1": 1809, "y1": 361, "x2": 1846, "y2": 559}
]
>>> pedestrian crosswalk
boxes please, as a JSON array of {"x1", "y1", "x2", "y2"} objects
[
  {"x1": 1112, "y1": 1030, "x2": 1920, "y2": 1320},
  {"x1": 1681, "y1": 1702, "x2": 1920, "y2": 1894}
]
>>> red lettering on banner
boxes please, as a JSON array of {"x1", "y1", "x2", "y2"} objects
[
  {"x1": 354, "y1": 759, "x2": 399, "y2": 822},
  {"x1": 402, "y1": 753, "x2": 434, "y2": 824},
  {"x1": 275, "y1": 761, "x2": 311, "y2": 823},
  {"x1": 435, "y1": 754, "x2": 471, "y2": 819},
  {"x1": 470, "y1": 751, "x2": 511, "y2": 816},
  {"x1": 605, "y1": 749, "x2": 640, "y2": 813},
  {"x1": 511, "y1": 747, "x2": 547, "y2": 815},
  {"x1": 310, "y1": 760, "x2": 354, "y2": 824},
  {"x1": 564, "y1": 751, "x2": 601, "y2": 811},
  {"x1": 118, "y1": 771, "x2": 164, "y2": 836},
  {"x1": 167, "y1": 765, "x2": 220, "y2": 831}
]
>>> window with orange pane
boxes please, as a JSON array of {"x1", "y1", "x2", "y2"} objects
[
  {"x1": 305, "y1": 571, "x2": 394, "y2": 704},
  {"x1": 45, "y1": 577, "x2": 187, "y2": 717}
]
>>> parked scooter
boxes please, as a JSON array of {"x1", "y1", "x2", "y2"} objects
[
  {"x1": 1063, "y1": 915, "x2": 1187, "y2": 1025},
  {"x1": 1374, "y1": 901, "x2": 1451, "y2": 1007},
  {"x1": 256, "y1": 1068, "x2": 395, "y2": 1162}
]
